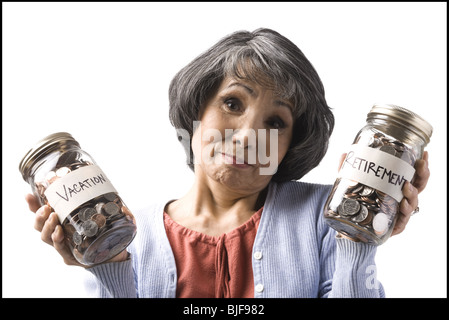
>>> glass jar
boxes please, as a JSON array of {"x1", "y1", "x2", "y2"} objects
[
  {"x1": 324, "y1": 104, "x2": 432, "y2": 245},
  {"x1": 19, "y1": 132, "x2": 137, "y2": 266}
]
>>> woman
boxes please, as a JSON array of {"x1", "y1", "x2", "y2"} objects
[{"x1": 26, "y1": 28, "x2": 429, "y2": 298}]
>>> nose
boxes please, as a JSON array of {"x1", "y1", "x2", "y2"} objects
[
  {"x1": 232, "y1": 107, "x2": 269, "y2": 149},
  {"x1": 232, "y1": 128, "x2": 255, "y2": 149}
]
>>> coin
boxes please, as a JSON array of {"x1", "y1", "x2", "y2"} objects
[
  {"x1": 82, "y1": 220, "x2": 99, "y2": 237},
  {"x1": 360, "y1": 196, "x2": 376, "y2": 205},
  {"x1": 360, "y1": 186, "x2": 374, "y2": 197},
  {"x1": 379, "y1": 194, "x2": 398, "y2": 216},
  {"x1": 351, "y1": 184, "x2": 364, "y2": 194},
  {"x1": 352, "y1": 204, "x2": 369, "y2": 223},
  {"x1": 341, "y1": 198, "x2": 360, "y2": 216},
  {"x1": 103, "y1": 202, "x2": 121, "y2": 216},
  {"x1": 91, "y1": 213, "x2": 106, "y2": 228},
  {"x1": 103, "y1": 192, "x2": 118, "y2": 202},
  {"x1": 368, "y1": 136, "x2": 382, "y2": 148},
  {"x1": 79, "y1": 207, "x2": 96, "y2": 222},
  {"x1": 55, "y1": 166, "x2": 71, "y2": 177},
  {"x1": 359, "y1": 210, "x2": 374, "y2": 226},
  {"x1": 373, "y1": 212, "x2": 390, "y2": 236},
  {"x1": 56, "y1": 151, "x2": 78, "y2": 168},
  {"x1": 379, "y1": 145, "x2": 396, "y2": 156},
  {"x1": 63, "y1": 222, "x2": 76, "y2": 238},
  {"x1": 73, "y1": 231, "x2": 83, "y2": 245}
]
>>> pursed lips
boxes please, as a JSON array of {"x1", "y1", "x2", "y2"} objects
[{"x1": 221, "y1": 153, "x2": 252, "y2": 166}]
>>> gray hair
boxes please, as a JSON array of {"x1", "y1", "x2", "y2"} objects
[{"x1": 169, "y1": 28, "x2": 334, "y2": 182}]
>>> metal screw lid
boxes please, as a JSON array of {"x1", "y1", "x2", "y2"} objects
[
  {"x1": 367, "y1": 104, "x2": 433, "y2": 144},
  {"x1": 19, "y1": 132, "x2": 79, "y2": 181}
]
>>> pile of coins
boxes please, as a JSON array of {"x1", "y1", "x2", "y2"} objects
[
  {"x1": 329, "y1": 178, "x2": 399, "y2": 238},
  {"x1": 32, "y1": 152, "x2": 136, "y2": 266},
  {"x1": 326, "y1": 131, "x2": 417, "y2": 244},
  {"x1": 63, "y1": 192, "x2": 136, "y2": 265},
  {"x1": 361, "y1": 131, "x2": 417, "y2": 166}
]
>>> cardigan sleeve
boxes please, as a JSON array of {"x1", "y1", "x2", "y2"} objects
[
  {"x1": 83, "y1": 254, "x2": 138, "y2": 298},
  {"x1": 319, "y1": 227, "x2": 385, "y2": 298}
]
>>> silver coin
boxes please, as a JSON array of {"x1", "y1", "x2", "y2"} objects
[
  {"x1": 349, "y1": 183, "x2": 364, "y2": 194},
  {"x1": 73, "y1": 231, "x2": 83, "y2": 245},
  {"x1": 368, "y1": 137, "x2": 382, "y2": 148},
  {"x1": 373, "y1": 212, "x2": 390, "y2": 236},
  {"x1": 56, "y1": 151, "x2": 78, "y2": 168},
  {"x1": 379, "y1": 145, "x2": 396, "y2": 156},
  {"x1": 82, "y1": 220, "x2": 99, "y2": 237},
  {"x1": 102, "y1": 202, "x2": 121, "y2": 216},
  {"x1": 352, "y1": 204, "x2": 369, "y2": 223},
  {"x1": 360, "y1": 186, "x2": 374, "y2": 197},
  {"x1": 342, "y1": 198, "x2": 360, "y2": 216},
  {"x1": 103, "y1": 192, "x2": 118, "y2": 202},
  {"x1": 79, "y1": 207, "x2": 96, "y2": 222}
]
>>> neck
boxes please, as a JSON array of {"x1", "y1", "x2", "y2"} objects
[
  {"x1": 165, "y1": 170, "x2": 269, "y2": 236},
  {"x1": 188, "y1": 175, "x2": 266, "y2": 218}
]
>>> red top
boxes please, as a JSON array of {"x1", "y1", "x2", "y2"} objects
[{"x1": 163, "y1": 207, "x2": 263, "y2": 298}]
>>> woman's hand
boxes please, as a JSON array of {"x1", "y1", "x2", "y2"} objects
[
  {"x1": 392, "y1": 151, "x2": 430, "y2": 236},
  {"x1": 25, "y1": 194, "x2": 129, "y2": 267}
]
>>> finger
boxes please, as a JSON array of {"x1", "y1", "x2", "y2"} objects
[
  {"x1": 411, "y1": 151, "x2": 430, "y2": 194},
  {"x1": 52, "y1": 225, "x2": 84, "y2": 267},
  {"x1": 34, "y1": 205, "x2": 52, "y2": 232},
  {"x1": 41, "y1": 212, "x2": 59, "y2": 246},
  {"x1": 26, "y1": 194, "x2": 41, "y2": 213},
  {"x1": 401, "y1": 181, "x2": 419, "y2": 214},
  {"x1": 392, "y1": 181, "x2": 419, "y2": 236},
  {"x1": 392, "y1": 211, "x2": 410, "y2": 236}
]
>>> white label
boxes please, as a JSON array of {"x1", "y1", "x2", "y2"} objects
[
  {"x1": 44, "y1": 164, "x2": 117, "y2": 223},
  {"x1": 339, "y1": 144, "x2": 416, "y2": 202}
]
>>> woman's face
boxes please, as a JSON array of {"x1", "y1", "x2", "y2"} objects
[{"x1": 191, "y1": 76, "x2": 294, "y2": 195}]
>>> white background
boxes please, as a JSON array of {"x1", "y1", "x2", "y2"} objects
[{"x1": 3, "y1": 2, "x2": 446, "y2": 298}]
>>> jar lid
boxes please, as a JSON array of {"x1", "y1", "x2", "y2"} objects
[
  {"x1": 19, "y1": 132, "x2": 80, "y2": 181},
  {"x1": 367, "y1": 104, "x2": 433, "y2": 144}
]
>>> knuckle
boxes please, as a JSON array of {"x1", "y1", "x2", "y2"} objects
[
  {"x1": 394, "y1": 221, "x2": 406, "y2": 233},
  {"x1": 34, "y1": 218, "x2": 42, "y2": 231},
  {"x1": 40, "y1": 232, "x2": 50, "y2": 244},
  {"x1": 62, "y1": 258, "x2": 71, "y2": 266}
]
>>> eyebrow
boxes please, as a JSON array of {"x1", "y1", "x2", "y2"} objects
[
  {"x1": 274, "y1": 99, "x2": 293, "y2": 112},
  {"x1": 227, "y1": 82, "x2": 256, "y2": 97},
  {"x1": 226, "y1": 82, "x2": 294, "y2": 112}
]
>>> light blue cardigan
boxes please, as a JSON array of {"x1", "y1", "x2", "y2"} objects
[{"x1": 85, "y1": 181, "x2": 385, "y2": 298}]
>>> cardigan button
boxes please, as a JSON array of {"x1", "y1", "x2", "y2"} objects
[
  {"x1": 254, "y1": 251, "x2": 263, "y2": 260},
  {"x1": 255, "y1": 284, "x2": 264, "y2": 293}
]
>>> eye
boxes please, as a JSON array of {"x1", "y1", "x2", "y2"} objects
[
  {"x1": 223, "y1": 98, "x2": 241, "y2": 112},
  {"x1": 267, "y1": 116, "x2": 286, "y2": 129}
]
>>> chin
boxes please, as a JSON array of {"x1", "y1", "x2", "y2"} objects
[{"x1": 209, "y1": 165, "x2": 269, "y2": 193}]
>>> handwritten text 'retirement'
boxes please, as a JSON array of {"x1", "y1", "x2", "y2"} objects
[{"x1": 341, "y1": 151, "x2": 407, "y2": 187}]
